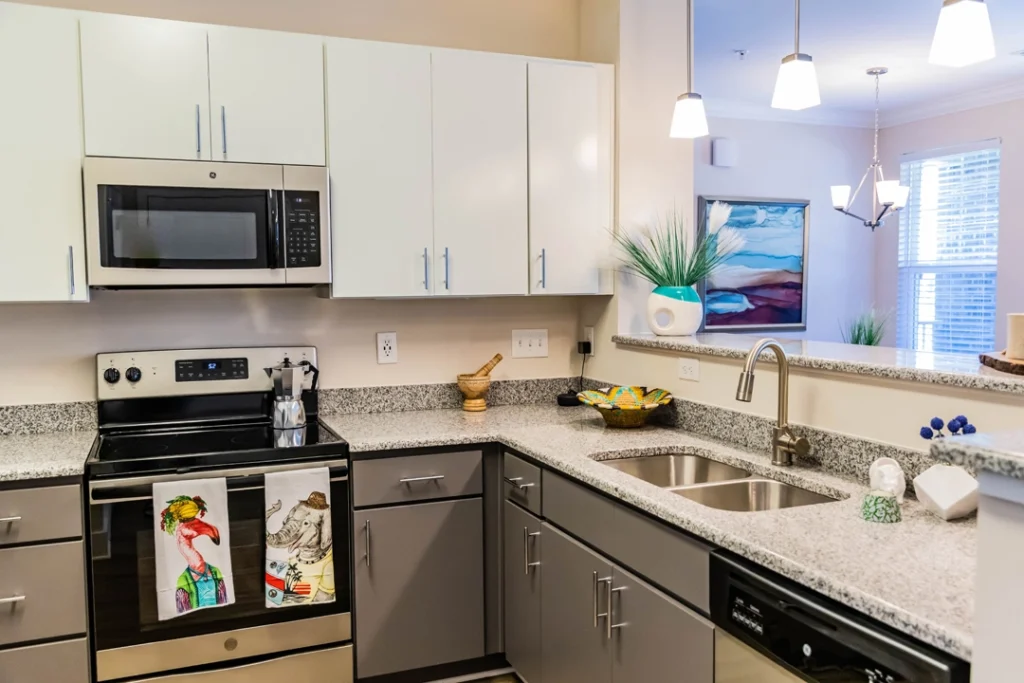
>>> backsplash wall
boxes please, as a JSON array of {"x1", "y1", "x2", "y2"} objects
[{"x1": 0, "y1": 289, "x2": 583, "y2": 406}]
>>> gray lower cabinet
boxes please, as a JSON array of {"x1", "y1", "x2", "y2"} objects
[
  {"x1": 503, "y1": 501, "x2": 542, "y2": 683},
  {"x1": 354, "y1": 498, "x2": 485, "y2": 678},
  {"x1": 540, "y1": 523, "x2": 613, "y2": 683}
]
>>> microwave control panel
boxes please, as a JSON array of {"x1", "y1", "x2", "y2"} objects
[{"x1": 285, "y1": 191, "x2": 322, "y2": 268}]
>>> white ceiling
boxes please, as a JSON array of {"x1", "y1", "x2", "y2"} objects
[{"x1": 693, "y1": 0, "x2": 1024, "y2": 126}]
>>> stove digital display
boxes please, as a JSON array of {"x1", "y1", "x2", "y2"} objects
[{"x1": 175, "y1": 357, "x2": 248, "y2": 382}]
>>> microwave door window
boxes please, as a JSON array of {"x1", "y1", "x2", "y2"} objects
[{"x1": 100, "y1": 186, "x2": 272, "y2": 269}]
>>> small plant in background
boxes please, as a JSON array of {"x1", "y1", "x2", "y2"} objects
[
  {"x1": 920, "y1": 415, "x2": 977, "y2": 440},
  {"x1": 840, "y1": 309, "x2": 890, "y2": 346}
]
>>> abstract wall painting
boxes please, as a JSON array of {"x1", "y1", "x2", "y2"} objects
[{"x1": 697, "y1": 196, "x2": 810, "y2": 332}]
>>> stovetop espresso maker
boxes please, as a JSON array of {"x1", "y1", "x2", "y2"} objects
[{"x1": 265, "y1": 357, "x2": 319, "y2": 430}]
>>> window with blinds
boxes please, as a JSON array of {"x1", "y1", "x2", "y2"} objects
[{"x1": 897, "y1": 145, "x2": 1000, "y2": 355}]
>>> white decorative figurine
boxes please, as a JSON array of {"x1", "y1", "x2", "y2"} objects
[{"x1": 913, "y1": 464, "x2": 978, "y2": 521}]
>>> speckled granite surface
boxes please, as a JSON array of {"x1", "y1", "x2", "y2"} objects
[
  {"x1": 614, "y1": 332, "x2": 1024, "y2": 396},
  {"x1": 322, "y1": 405, "x2": 975, "y2": 660},
  {"x1": 0, "y1": 430, "x2": 95, "y2": 481},
  {"x1": 0, "y1": 401, "x2": 95, "y2": 436},
  {"x1": 932, "y1": 430, "x2": 1024, "y2": 480},
  {"x1": 318, "y1": 377, "x2": 579, "y2": 414}
]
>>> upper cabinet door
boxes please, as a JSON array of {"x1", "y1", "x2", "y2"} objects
[
  {"x1": 81, "y1": 13, "x2": 210, "y2": 161},
  {"x1": 432, "y1": 51, "x2": 528, "y2": 296},
  {"x1": 0, "y1": 3, "x2": 87, "y2": 301},
  {"x1": 528, "y1": 61, "x2": 602, "y2": 295},
  {"x1": 208, "y1": 26, "x2": 326, "y2": 166},
  {"x1": 327, "y1": 39, "x2": 434, "y2": 298}
]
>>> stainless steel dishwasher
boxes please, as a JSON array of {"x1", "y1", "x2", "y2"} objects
[{"x1": 710, "y1": 553, "x2": 969, "y2": 683}]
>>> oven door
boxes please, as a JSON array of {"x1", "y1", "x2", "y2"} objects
[
  {"x1": 88, "y1": 459, "x2": 351, "y2": 682},
  {"x1": 84, "y1": 157, "x2": 286, "y2": 287}
]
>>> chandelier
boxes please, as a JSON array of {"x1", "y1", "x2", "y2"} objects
[{"x1": 830, "y1": 68, "x2": 910, "y2": 231}]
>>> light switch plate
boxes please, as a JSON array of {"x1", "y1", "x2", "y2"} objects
[
  {"x1": 376, "y1": 332, "x2": 398, "y2": 364},
  {"x1": 512, "y1": 329, "x2": 549, "y2": 358},
  {"x1": 678, "y1": 357, "x2": 700, "y2": 381}
]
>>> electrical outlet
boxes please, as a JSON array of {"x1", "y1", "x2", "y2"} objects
[
  {"x1": 582, "y1": 326, "x2": 596, "y2": 357},
  {"x1": 512, "y1": 329, "x2": 549, "y2": 358},
  {"x1": 376, "y1": 332, "x2": 398, "y2": 364},
  {"x1": 678, "y1": 357, "x2": 700, "y2": 381}
]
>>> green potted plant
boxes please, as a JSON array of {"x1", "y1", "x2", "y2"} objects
[
  {"x1": 840, "y1": 309, "x2": 889, "y2": 346},
  {"x1": 613, "y1": 202, "x2": 744, "y2": 336}
]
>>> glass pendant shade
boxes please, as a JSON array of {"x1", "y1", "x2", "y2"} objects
[
  {"x1": 929, "y1": 0, "x2": 996, "y2": 68},
  {"x1": 831, "y1": 185, "x2": 852, "y2": 210},
  {"x1": 876, "y1": 180, "x2": 903, "y2": 206},
  {"x1": 892, "y1": 185, "x2": 911, "y2": 209},
  {"x1": 772, "y1": 54, "x2": 821, "y2": 110},
  {"x1": 670, "y1": 93, "x2": 709, "y2": 139}
]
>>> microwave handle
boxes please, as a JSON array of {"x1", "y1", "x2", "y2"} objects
[{"x1": 268, "y1": 190, "x2": 285, "y2": 269}]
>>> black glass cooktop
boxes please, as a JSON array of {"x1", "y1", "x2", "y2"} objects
[{"x1": 87, "y1": 419, "x2": 348, "y2": 479}]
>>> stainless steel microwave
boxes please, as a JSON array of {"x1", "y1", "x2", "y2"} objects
[{"x1": 84, "y1": 157, "x2": 330, "y2": 287}]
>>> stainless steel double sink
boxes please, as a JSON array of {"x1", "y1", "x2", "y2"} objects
[{"x1": 601, "y1": 454, "x2": 836, "y2": 512}]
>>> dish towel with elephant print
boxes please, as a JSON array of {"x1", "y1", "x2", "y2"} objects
[
  {"x1": 153, "y1": 478, "x2": 236, "y2": 621},
  {"x1": 264, "y1": 467, "x2": 335, "y2": 608}
]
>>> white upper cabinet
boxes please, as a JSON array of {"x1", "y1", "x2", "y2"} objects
[
  {"x1": 527, "y1": 61, "x2": 603, "y2": 295},
  {"x1": 328, "y1": 40, "x2": 434, "y2": 298},
  {"x1": 208, "y1": 26, "x2": 326, "y2": 166},
  {"x1": 432, "y1": 51, "x2": 529, "y2": 297},
  {"x1": 81, "y1": 13, "x2": 211, "y2": 161},
  {"x1": 0, "y1": 3, "x2": 87, "y2": 302}
]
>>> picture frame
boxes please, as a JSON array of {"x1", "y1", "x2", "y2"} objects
[{"x1": 696, "y1": 196, "x2": 810, "y2": 333}]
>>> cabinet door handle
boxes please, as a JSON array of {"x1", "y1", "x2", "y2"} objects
[
  {"x1": 364, "y1": 519, "x2": 371, "y2": 568},
  {"x1": 423, "y1": 247, "x2": 429, "y2": 290},
  {"x1": 0, "y1": 517, "x2": 22, "y2": 524},
  {"x1": 67, "y1": 246, "x2": 75, "y2": 297},
  {"x1": 503, "y1": 476, "x2": 535, "y2": 490},
  {"x1": 0, "y1": 596, "x2": 25, "y2": 606},
  {"x1": 593, "y1": 572, "x2": 611, "y2": 627},
  {"x1": 606, "y1": 581, "x2": 627, "y2": 638},
  {"x1": 540, "y1": 248, "x2": 547, "y2": 289},
  {"x1": 221, "y1": 105, "x2": 228, "y2": 156},
  {"x1": 523, "y1": 527, "x2": 541, "y2": 575},
  {"x1": 443, "y1": 247, "x2": 450, "y2": 290},
  {"x1": 195, "y1": 104, "x2": 201, "y2": 157},
  {"x1": 399, "y1": 474, "x2": 445, "y2": 484}
]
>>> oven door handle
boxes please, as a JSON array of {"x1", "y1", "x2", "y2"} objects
[{"x1": 89, "y1": 459, "x2": 349, "y2": 505}]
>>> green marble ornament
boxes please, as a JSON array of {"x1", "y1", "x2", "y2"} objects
[{"x1": 861, "y1": 490, "x2": 902, "y2": 523}]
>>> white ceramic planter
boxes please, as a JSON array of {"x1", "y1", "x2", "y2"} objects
[{"x1": 646, "y1": 286, "x2": 703, "y2": 336}]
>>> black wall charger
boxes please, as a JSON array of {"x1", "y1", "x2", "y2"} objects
[{"x1": 556, "y1": 340, "x2": 593, "y2": 406}]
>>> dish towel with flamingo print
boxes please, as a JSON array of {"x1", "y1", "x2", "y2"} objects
[
  {"x1": 264, "y1": 467, "x2": 335, "y2": 608},
  {"x1": 153, "y1": 478, "x2": 236, "y2": 621}
]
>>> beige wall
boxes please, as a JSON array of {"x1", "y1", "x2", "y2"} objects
[
  {"x1": 1, "y1": 290, "x2": 583, "y2": 405},
  {"x1": 15, "y1": 0, "x2": 581, "y2": 59},
  {"x1": 876, "y1": 99, "x2": 1024, "y2": 347},
  {"x1": 694, "y1": 117, "x2": 876, "y2": 342}
]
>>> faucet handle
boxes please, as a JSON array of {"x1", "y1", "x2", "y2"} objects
[{"x1": 792, "y1": 435, "x2": 811, "y2": 458}]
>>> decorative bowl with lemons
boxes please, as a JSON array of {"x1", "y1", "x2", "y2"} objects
[{"x1": 576, "y1": 386, "x2": 673, "y2": 428}]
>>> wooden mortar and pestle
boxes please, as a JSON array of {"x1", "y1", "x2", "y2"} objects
[{"x1": 457, "y1": 354, "x2": 503, "y2": 412}]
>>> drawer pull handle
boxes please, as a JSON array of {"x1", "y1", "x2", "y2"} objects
[
  {"x1": 0, "y1": 596, "x2": 25, "y2": 606},
  {"x1": 364, "y1": 519, "x2": 371, "y2": 568},
  {"x1": 523, "y1": 527, "x2": 541, "y2": 575},
  {"x1": 593, "y1": 573, "x2": 611, "y2": 627},
  {"x1": 399, "y1": 475, "x2": 445, "y2": 484},
  {"x1": 0, "y1": 516, "x2": 22, "y2": 524},
  {"x1": 503, "y1": 476, "x2": 536, "y2": 490},
  {"x1": 606, "y1": 581, "x2": 627, "y2": 639}
]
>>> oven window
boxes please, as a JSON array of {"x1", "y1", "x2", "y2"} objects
[
  {"x1": 90, "y1": 479, "x2": 350, "y2": 651},
  {"x1": 99, "y1": 186, "x2": 273, "y2": 269}
]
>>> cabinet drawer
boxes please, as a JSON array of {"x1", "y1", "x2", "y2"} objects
[
  {"x1": 610, "y1": 505, "x2": 710, "y2": 612},
  {"x1": 503, "y1": 452, "x2": 542, "y2": 514},
  {"x1": 0, "y1": 485, "x2": 82, "y2": 546},
  {"x1": 0, "y1": 638, "x2": 89, "y2": 683},
  {"x1": 0, "y1": 541, "x2": 86, "y2": 646},
  {"x1": 542, "y1": 472, "x2": 618, "y2": 555},
  {"x1": 353, "y1": 451, "x2": 483, "y2": 508}
]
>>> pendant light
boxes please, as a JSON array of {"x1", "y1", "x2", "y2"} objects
[
  {"x1": 772, "y1": 0, "x2": 821, "y2": 110},
  {"x1": 830, "y1": 68, "x2": 910, "y2": 231},
  {"x1": 929, "y1": 0, "x2": 996, "y2": 68},
  {"x1": 670, "y1": 0, "x2": 709, "y2": 139}
]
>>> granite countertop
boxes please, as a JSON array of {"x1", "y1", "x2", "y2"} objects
[
  {"x1": 0, "y1": 430, "x2": 96, "y2": 481},
  {"x1": 323, "y1": 405, "x2": 976, "y2": 661},
  {"x1": 613, "y1": 332, "x2": 1024, "y2": 396},
  {"x1": 932, "y1": 430, "x2": 1024, "y2": 480}
]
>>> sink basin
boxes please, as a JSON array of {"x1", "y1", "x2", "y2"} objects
[
  {"x1": 602, "y1": 455, "x2": 751, "y2": 488},
  {"x1": 671, "y1": 479, "x2": 836, "y2": 511}
]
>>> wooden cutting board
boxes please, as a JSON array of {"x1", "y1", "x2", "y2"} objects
[{"x1": 979, "y1": 350, "x2": 1024, "y2": 375}]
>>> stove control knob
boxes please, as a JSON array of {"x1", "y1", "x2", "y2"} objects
[
  {"x1": 103, "y1": 368, "x2": 121, "y2": 384},
  {"x1": 125, "y1": 367, "x2": 142, "y2": 383}
]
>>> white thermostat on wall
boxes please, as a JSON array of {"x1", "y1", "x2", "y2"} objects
[{"x1": 711, "y1": 138, "x2": 738, "y2": 168}]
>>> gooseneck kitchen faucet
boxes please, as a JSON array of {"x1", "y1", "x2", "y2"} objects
[{"x1": 735, "y1": 338, "x2": 811, "y2": 466}]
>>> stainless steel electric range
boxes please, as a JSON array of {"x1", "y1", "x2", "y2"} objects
[{"x1": 85, "y1": 347, "x2": 352, "y2": 683}]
